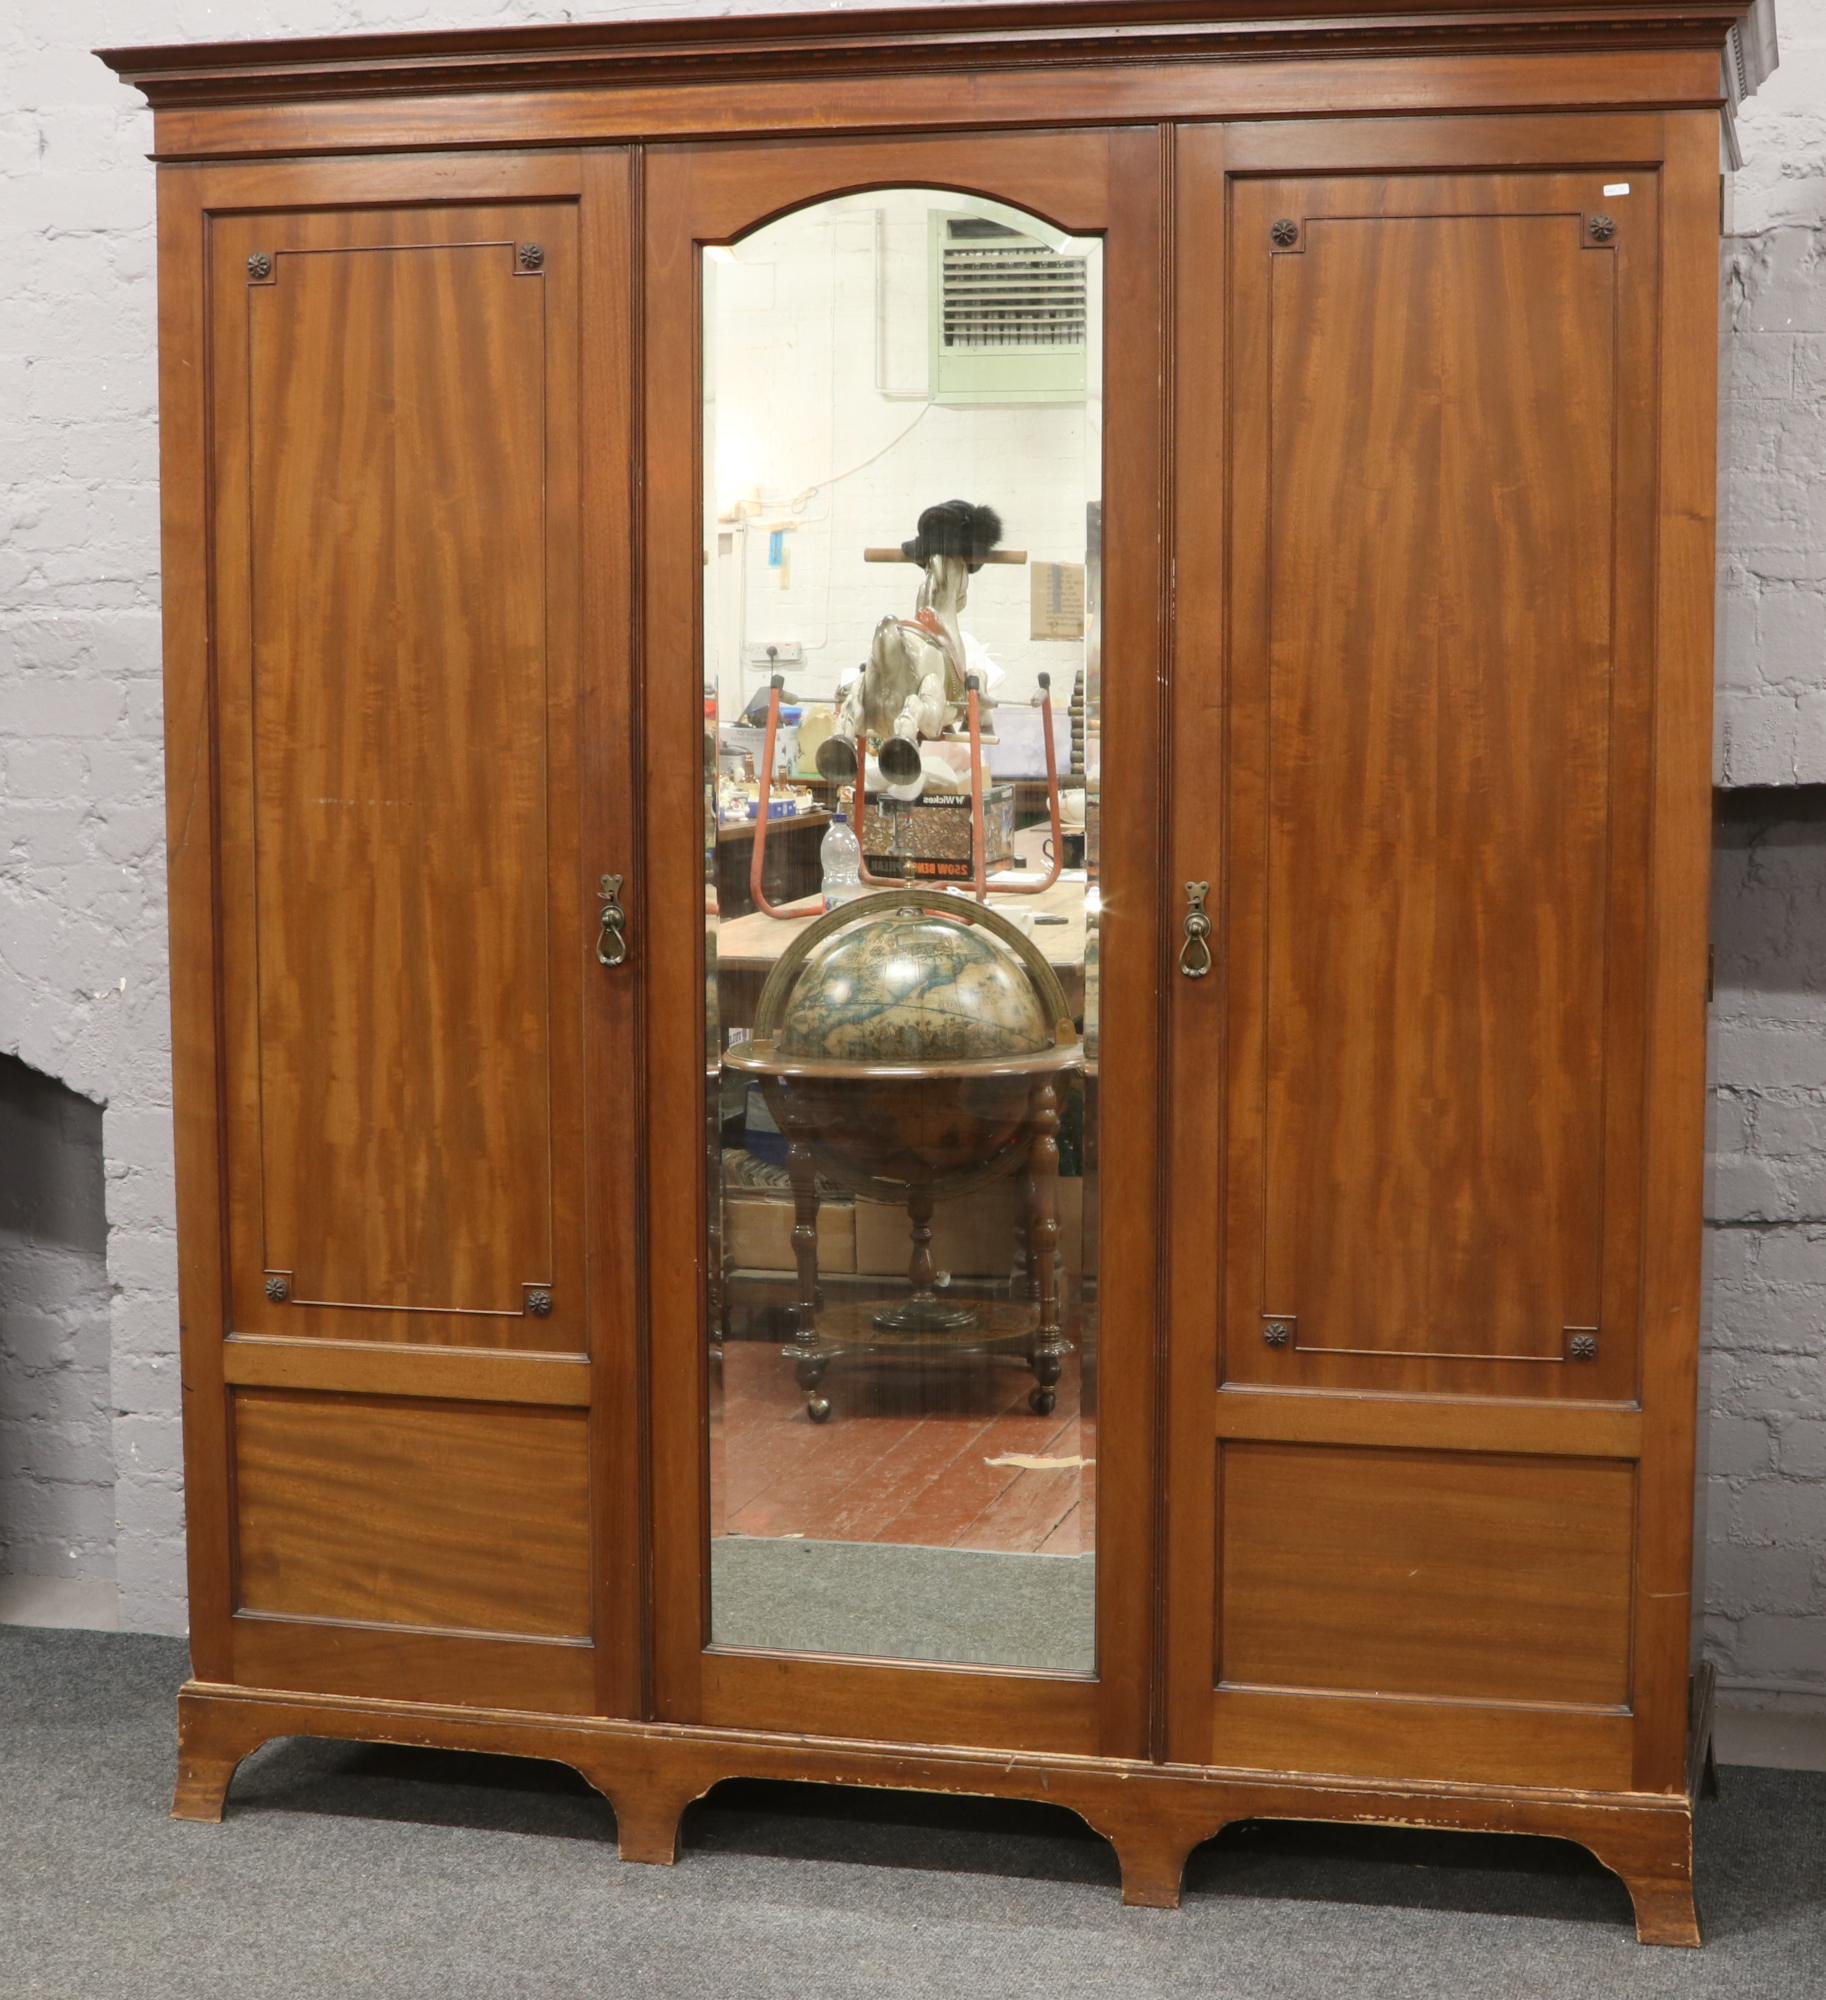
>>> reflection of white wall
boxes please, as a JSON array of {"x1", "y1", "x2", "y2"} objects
[{"x1": 706, "y1": 193, "x2": 1101, "y2": 719}]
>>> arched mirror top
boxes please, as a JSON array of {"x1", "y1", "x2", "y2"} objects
[{"x1": 700, "y1": 180, "x2": 1106, "y2": 1676}]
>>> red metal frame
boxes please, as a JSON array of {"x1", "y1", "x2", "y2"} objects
[{"x1": 746, "y1": 673, "x2": 1064, "y2": 919}]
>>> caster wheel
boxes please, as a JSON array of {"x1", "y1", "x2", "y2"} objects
[
  {"x1": 1029, "y1": 1388, "x2": 1056, "y2": 1417},
  {"x1": 807, "y1": 1397, "x2": 832, "y2": 1423}
]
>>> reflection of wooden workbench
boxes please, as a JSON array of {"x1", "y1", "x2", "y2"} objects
[
  {"x1": 714, "y1": 810, "x2": 830, "y2": 921},
  {"x1": 713, "y1": 874, "x2": 1092, "y2": 1033}
]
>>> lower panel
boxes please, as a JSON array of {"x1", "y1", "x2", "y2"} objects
[
  {"x1": 231, "y1": 1614, "x2": 598, "y2": 1715},
  {"x1": 232, "y1": 1387, "x2": 592, "y2": 1638},
  {"x1": 1209, "y1": 1686, "x2": 1635, "y2": 1790},
  {"x1": 698, "y1": 1648, "x2": 1102, "y2": 1756},
  {"x1": 1219, "y1": 1441, "x2": 1637, "y2": 1707}
]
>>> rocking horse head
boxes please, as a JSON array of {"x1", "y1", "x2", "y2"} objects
[{"x1": 899, "y1": 500, "x2": 1003, "y2": 572}]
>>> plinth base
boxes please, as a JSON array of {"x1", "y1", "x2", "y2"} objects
[{"x1": 169, "y1": 1677, "x2": 1708, "y2": 1944}]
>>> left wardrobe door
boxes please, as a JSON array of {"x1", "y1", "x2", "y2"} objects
[{"x1": 179, "y1": 162, "x2": 640, "y2": 1717}]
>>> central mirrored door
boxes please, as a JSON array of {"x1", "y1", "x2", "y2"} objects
[
  {"x1": 643, "y1": 132, "x2": 1163, "y2": 1757},
  {"x1": 703, "y1": 186, "x2": 1103, "y2": 1675}
]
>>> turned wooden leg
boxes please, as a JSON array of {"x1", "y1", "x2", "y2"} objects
[
  {"x1": 1014, "y1": 1172, "x2": 1038, "y2": 1302},
  {"x1": 905, "y1": 1186, "x2": 938, "y2": 1299},
  {"x1": 782, "y1": 1104, "x2": 827, "y2": 1419},
  {"x1": 1026, "y1": 1079, "x2": 1065, "y2": 1418},
  {"x1": 1624, "y1": 1873, "x2": 1703, "y2": 1949}
]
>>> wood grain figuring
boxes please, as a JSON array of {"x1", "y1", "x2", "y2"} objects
[
  {"x1": 1266, "y1": 206, "x2": 1611, "y2": 1362},
  {"x1": 1161, "y1": 115, "x2": 1232, "y2": 1771},
  {"x1": 155, "y1": 167, "x2": 236, "y2": 1682},
  {"x1": 700, "y1": 1649, "x2": 1102, "y2": 1757},
  {"x1": 249, "y1": 230, "x2": 548, "y2": 1318},
  {"x1": 1629, "y1": 109, "x2": 1720, "y2": 1795},
  {"x1": 1219, "y1": 1443, "x2": 1635, "y2": 1706},
  {"x1": 158, "y1": 155, "x2": 591, "y2": 1696},
  {"x1": 232, "y1": 1389, "x2": 592, "y2": 1638},
  {"x1": 574, "y1": 146, "x2": 646, "y2": 1726},
  {"x1": 1090, "y1": 120, "x2": 1169, "y2": 1764},
  {"x1": 211, "y1": 203, "x2": 587, "y2": 1352},
  {"x1": 1222, "y1": 169, "x2": 1657, "y2": 1403},
  {"x1": 128, "y1": 14, "x2": 1725, "y2": 1938}
]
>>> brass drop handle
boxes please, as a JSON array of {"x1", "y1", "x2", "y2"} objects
[
  {"x1": 1178, "y1": 880, "x2": 1213, "y2": 979},
  {"x1": 596, "y1": 873, "x2": 628, "y2": 967}
]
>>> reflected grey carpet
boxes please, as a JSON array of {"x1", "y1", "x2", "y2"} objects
[
  {"x1": 709, "y1": 1537, "x2": 1096, "y2": 1672},
  {"x1": 3, "y1": 1626, "x2": 1822, "y2": 2000}
]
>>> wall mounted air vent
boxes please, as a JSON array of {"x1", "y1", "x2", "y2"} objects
[{"x1": 930, "y1": 216, "x2": 1088, "y2": 405}]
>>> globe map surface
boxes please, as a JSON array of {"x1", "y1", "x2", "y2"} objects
[{"x1": 777, "y1": 911, "x2": 1050, "y2": 1065}]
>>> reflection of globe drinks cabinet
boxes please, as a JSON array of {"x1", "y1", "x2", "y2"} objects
[
  {"x1": 104, "y1": 0, "x2": 1764, "y2": 1953},
  {"x1": 725, "y1": 893, "x2": 1083, "y2": 1421}
]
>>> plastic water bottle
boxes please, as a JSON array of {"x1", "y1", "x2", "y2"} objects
[{"x1": 819, "y1": 805, "x2": 864, "y2": 912}]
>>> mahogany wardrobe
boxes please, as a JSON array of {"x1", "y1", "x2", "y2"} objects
[{"x1": 102, "y1": 0, "x2": 1772, "y2": 1947}]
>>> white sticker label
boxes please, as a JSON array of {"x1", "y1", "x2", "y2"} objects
[{"x1": 1603, "y1": 183, "x2": 1631, "y2": 196}]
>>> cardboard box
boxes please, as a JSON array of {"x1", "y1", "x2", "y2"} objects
[
  {"x1": 854, "y1": 1178, "x2": 1083, "y2": 1281},
  {"x1": 861, "y1": 784, "x2": 1015, "y2": 881},
  {"x1": 723, "y1": 1193, "x2": 857, "y2": 1273}
]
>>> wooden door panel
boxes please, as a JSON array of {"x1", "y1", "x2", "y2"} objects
[
  {"x1": 214, "y1": 204, "x2": 585, "y2": 1352},
  {"x1": 1263, "y1": 211, "x2": 1611, "y2": 1364},
  {"x1": 1166, "y1": 119, "x2": 1711, "y2": 1790},
  {"x1": 232, "y1": 1388, "x2": 592, "y2": 1639},
  {"x1": 1223, "y1": 172, "x2": 1655, "y2": 1402},
  {"x1": 1219, "y1": 1443, "x2": 1635, "y2": 1707}
]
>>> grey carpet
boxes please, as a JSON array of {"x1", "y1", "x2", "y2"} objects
[
  {"x1": 2, "y1": 1627, "x2": 1821, "y2": 2000},
  {"x1": 709, "y1": 1536, "x2": 1095, "y2": 1671}
]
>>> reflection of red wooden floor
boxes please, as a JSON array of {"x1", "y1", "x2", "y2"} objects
[{"x1": 714, "y1": 1339, "x2": 1094, "y2": 1556}]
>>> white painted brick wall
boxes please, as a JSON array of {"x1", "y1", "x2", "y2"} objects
[
  {"x1": 1709, "y1": 2, "x2": 1826, "y2": 1706},
  {"x1": 1709, "y1": 805, "x2": 1826, "y2": 1711},
  {"x1": 0, "y1": 1056, "x2": 113, "y2": 1583},
  {"x1": 1718, "y1": 3, "x2": 1826, "y2": 784},
  {"x1": 3, "y1": 2, "x2": 1824, "y2": 1698}
]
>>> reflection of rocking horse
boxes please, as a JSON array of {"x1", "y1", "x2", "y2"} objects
[
  {"x1": 818, "y1": 499, "x2": 1000, "y2": 788},
  {"x1": 745, "y1": 498, "x2": 1065, "y2": 917}
]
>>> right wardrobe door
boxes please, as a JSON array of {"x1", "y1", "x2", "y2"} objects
[{"x1": 1166, "y1": 116, "x2": 1717, "y2": 1798}]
